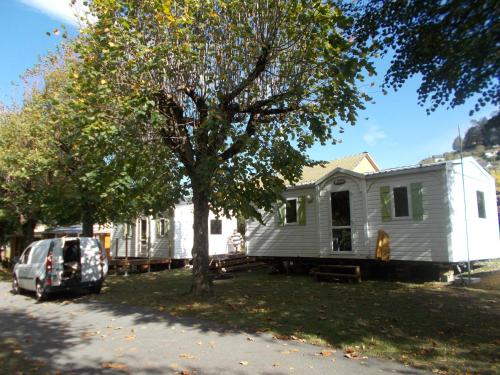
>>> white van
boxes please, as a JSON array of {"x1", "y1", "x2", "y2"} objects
[{"x1": 12, "y1": 237, "x2": 108, "y2": 301}]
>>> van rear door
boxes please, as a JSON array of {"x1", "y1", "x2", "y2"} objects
[
  {"x1": 80, "y1": 238, "x2": 102, "y2": 282},
  {"x1": 27, "y1": 240, "x2": 52, "y2": 288}
]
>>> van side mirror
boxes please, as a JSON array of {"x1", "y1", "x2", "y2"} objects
[{"x1": 12, "y1": 256, "x2": 20, "y2": 264}]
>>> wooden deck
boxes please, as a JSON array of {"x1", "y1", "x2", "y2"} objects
[{"x1": 109, "y1": 257, "x2": 172, "y2": 267}]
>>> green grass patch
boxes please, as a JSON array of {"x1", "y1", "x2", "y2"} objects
[
  {"x1": 0, "y1": 267, "x2": 11, "y2": 282},
  {"x1": 99, "y1": 266, "x2": 500, "y2": 375}
]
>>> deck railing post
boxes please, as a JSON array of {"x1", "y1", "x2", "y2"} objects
[
  {"x1": 147, "y1": 221, "x2": 151, "y2": 273},
  {"x1": 125, "y1": 233, "x2": 129, "y2": 277}
]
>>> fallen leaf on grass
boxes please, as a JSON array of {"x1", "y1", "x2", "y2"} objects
[
  {"x1": 239, "y1": 361, "x2": 249, "y2": 366},
  {"x1": 431, "y1": 369, "x2": 448, "y2": 375},
  {"x1": 101, "y1": 362, "x2": 129, "y2": 371},
  {"x1": 344, "y1": 347, "x2": 358, "y2": 359},
  {"x1": 272, "y1": 334, "x2": 291, "y2": 340},
  {"x1": 344, "y1": 347, "x2": 367, "y2": 360},
  {"x1": 344, "y1": 352, "x2": 359, "y2": 359}
]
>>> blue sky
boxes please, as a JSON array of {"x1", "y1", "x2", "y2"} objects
[{"x1": 1, "y1": 0, "x2": 497, "y2": 170}]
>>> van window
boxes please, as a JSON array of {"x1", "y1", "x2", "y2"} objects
[
  {"x1": 31, "y1": 242, "x2": 50, "y2": 264},
  {"x1": 21, "y1": 247, "x2": 32, "y2": 264}
]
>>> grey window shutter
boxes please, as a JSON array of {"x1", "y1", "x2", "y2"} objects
[
  {"x1": 411, "y1": 183, "x2": 424, "y2": 220},
  {"x1": 298, "y1": 196, "x2": 306, "y2": 225},
  {"x1": 276, "y1": 202, "x2": 285, "y2": 226}
]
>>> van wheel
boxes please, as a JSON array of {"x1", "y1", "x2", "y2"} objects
[
  {"x1": 12, "y1": 276, "x2": 20, "y2": 295},
  {"x1": 35, "y1": 280, "x2": 46, "y2": 302}
]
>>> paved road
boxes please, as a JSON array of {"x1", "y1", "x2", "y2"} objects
[{"x1": 0, "y1": 281, "x2": 429, "y2": 374}]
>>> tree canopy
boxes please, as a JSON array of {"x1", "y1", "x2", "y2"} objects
[
  {"x1": 349, "y1": 0, "x2": 500, "y2": 115},
  {"x1": 0, "y1": 50, "x2": 182, "y2": 245},
  {"x1": 76, "y1": 0, "x2": 373, "y2": 295}
]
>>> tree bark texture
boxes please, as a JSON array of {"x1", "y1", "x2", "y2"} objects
[
  {"x1": 191, "y1": 186, "x2": 213, "y2": 297},
  {"x1": 81, "y1": 202, "x2": 94, "y2": 237},
  {"x1": 21, "y1": 218, "x2": 36, "y2": 249}
]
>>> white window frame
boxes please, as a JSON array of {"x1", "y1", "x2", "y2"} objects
[
  {"x1": 329, "y1": 190, "x2": 353, "y2": 253},
  {"x1": 392, "y1": 185, "x2": 412, "y2": 219},
  {"x1": 284, "y1": 197, "x2": 299, "y2": 225},
  {"x1": 476, "y1": 190, "x2": 486, "y2": 219},
  {"x1": 157, "y1": 217, "x2": 166, "y2": 237}
]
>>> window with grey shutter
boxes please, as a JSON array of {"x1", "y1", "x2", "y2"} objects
[{"x1": 393, "y1": 187, "x2": 409, "y2": 217}]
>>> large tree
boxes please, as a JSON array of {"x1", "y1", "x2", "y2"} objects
[
  {"x1": 0, "y1": 102, "x2": 54, "y2": 248},
  {"x1": 0, "y1": 51, "x2": 182, "y2": 244},
  {"x1": 76, "y1": 0, "x2": 372, "y2": 296},
  {"x1": 40, "y1": 52, "x2": 183, "y2": 235},
  {"x1": 348, "y1": 0, "x2": 500, "y2": 115}
]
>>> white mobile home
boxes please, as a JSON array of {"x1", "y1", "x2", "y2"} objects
[
  {"x1": 111, "y1": 202, "x2": 238, "y2": 260},
  {"x1": 247, "y1": 155, "x2": 499, "y2": 264}
]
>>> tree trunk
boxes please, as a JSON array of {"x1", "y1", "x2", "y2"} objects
[
  {"x1": 21, "y1": 218, "x2": 37, "y2": 249},
  {"x1": 81, "y1": 202, "x2": 94, "y2": 237},
  {"x1": 191, "y1": 186, "x2": 213, "y2": 298}
]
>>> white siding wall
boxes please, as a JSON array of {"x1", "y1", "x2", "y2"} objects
[
  {"x1": 111, "y1": 206, "x2": 237, "y2": 260},
  {"x1": 246, "y1": 187, "x2": 319, "y2": 257},
  {"x1": 447, "y1": 159, "x2": 500, "y2": 262},
  {"x1": 173, "y1": 204, "x2": 193, "y2": 259},
  {"x1": 318, "y1": 174, "x2": 367, "y2": 258},
  {"x1": 172, "y1": 203, "x2": 237, "y2": 259},
  {"x1": 150, "y1": 217, "x2": 173, "y2": 258},
  {"x1": 110, "y1": 223, "x2": 139, "y2": 258},
  {"x1": 366, "y1": 168, "x2": 450, "y2": 262}
]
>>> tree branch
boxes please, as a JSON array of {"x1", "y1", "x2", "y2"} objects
[
  {"x1": 218, "y1": 113, "x2": 256, "y2": 161},
  {"x1": 220, "y1": 44, "x2": 271, "y2": 105},
  {"x1": 156, "y1": 90, "x2": 196, "y2": 168},
  {"x1": 238, "y1": 92, "x2": 292, "y2": 113}
]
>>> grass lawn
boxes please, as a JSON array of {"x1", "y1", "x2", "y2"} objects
[
  {"x1": 99, "y1": 262, "x2": 500, "y2": 375},
  {"x1": 0, "y1": 266, "x2": 11, "y2": 282}
]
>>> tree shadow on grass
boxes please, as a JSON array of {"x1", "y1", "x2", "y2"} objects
[{"x1": 59, "y1": 269, "x2": 500, "y2": 374}]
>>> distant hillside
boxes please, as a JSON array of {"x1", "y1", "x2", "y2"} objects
[
  {"x1": 421, "y1": 112, "x2": 499, "y2": 210},
  {"x1": 453, "y1": 112, "x2": 499, "y2": 151}
]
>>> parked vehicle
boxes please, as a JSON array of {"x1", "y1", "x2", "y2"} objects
[{"x1": 12, "y1": 237, "x2": 108, "y2": 301}]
